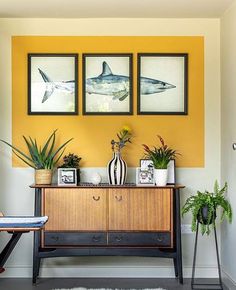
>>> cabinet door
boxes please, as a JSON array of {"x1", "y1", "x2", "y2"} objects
[
  {"x1": 43, "y1": 188, "x2": 107, "y2": 231},
  {"x1": 109, "y1": 188, "x2": 172, "y2": 231}
]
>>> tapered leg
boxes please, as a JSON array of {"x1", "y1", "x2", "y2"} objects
[
  {"x1": 175, "y1": 189, "x2": 183, "y2": 284},
  {"x1": 173, "y1": 258, "x2": 178, "y2": 277},
  {"x1": 191, "y1": 222, "x2": 199, "y2": 288},
  {"x1": 32, "y1": 255, "x2": 41, "y2": 284}
]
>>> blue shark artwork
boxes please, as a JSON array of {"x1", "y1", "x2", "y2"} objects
[
  {"x1": 38, "y1": 68, "x2": 75, "y2": 103},
  {"x1": 86, "y1": 61, "x2": 175, "y2": 102},
  {"x1": 140, "y1": 76, "x2": 176, "y2": 95},
  {"x1": 86, "y1": 61, "x2": 130, "y2": 101}
]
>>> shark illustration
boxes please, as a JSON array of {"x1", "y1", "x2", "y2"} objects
[
  {"x1": 140, "y1": 76, "x2": 176, "y2": 95},
  {"x1": 38, "y1": 68, "x2": 75, "y2": 103},
  {"x1": 86, "y1": 61, "x2": 130, "y2": 101},
  {"x1": 86, "y1": 61, "x2": 176, "y2": 101}
]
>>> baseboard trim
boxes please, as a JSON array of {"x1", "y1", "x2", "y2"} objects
[
  {"x1": 0, "y1": 266, "x2": 220, "y2": 278},
  {"x1": 222, "y1": 268, "x2": 236, "y2": 289}
]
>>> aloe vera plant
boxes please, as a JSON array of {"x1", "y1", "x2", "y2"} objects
[{"x1": 0, "y1": 130, "x2": 73, "y2": 170}]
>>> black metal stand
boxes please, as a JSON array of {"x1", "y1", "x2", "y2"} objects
[{"x1": 191, "y1": 222, "x2": 223, "y2": 290}]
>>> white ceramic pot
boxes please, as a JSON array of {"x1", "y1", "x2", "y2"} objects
[
  {"x1": 154, "y1": 169, "x2": 168, "y2": 186},
  {"x1": 91, "y1": 172, "x2": 102, "y2": 185}
]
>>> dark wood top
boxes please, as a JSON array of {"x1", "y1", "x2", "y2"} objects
[{"x1": 30, "y1": 183, "x2": 185, "y2": 189}]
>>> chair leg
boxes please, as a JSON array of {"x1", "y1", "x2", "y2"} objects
[{"x1": 0, "y1": 232, "x2": 22, "y2": 269}]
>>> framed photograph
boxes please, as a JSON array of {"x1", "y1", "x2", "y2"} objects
[
  {"x1": 167, "y1": 159, "x2": 176, "y2": 185},
  {"x1": 58, "y1": 168, "x2": 77, "y2": 186},
  {"x1": 28, "y1": 53, "x2": 78, "y2": 115},
  {"x1": 140, "y1": 159, "x2": 154, "y2": 172},
  {"x1": 137, "y1": 53, "x2": 188, "y2": 115},
  {"x1": 136, "y1": 167, "x2": 155, "y2": 186},
  {"x1": 83, "y1": 53, "x2": 133, "y2": 115}
]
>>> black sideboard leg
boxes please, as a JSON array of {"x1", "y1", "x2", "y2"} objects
[
  {"x1": 32, "y1": 188, "x2": 41, "y2": 284},
  {"x1": 175, "y1": 188, "x2": 183, "y2": 284},
  {"x1": 173, "y1": 258, "x2": 178, "y2": 277}
]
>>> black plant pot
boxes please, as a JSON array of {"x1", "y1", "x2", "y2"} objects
[{"x1": 197, "y1": 205, "x2": 216, "y2": 225}]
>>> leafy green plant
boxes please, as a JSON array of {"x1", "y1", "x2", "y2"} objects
[
  {"x1": 182, "y1": 181, "x2": 232, "y2": 235},
  {"x1": 0, "y1": 130, "x2": 73, "y2": 170},
  {"x1": 142, "y1": 135, "x2": 179, "y2": 169},
  {"x1": 60, "y1": 153, "x2": 81, "y2": 168}
]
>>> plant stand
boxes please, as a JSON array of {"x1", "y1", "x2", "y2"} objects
[{"x1": 191, "y1": 222, "x2": 223, "y2": 290}]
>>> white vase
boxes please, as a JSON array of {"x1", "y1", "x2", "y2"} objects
[
  {"x1": 107, "y1": 152, "x2": 127, "y2": 185},
  {"x1": 154, "y1": 169, "x2": 168, "y2": 186}
]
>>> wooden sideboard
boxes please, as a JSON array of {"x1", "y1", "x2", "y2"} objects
[{"x1": 31, "y1": 184, "x2": 184, "y2": 284}]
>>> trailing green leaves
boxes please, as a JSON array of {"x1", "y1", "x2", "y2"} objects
[
  {"x1": 182, "y1": 181, "x2": 232, "y2": 235},
  {"x1": 0, "y1": 130, "x2": 73, "y2": 170}
]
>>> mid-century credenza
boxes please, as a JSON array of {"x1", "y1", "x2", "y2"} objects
[{"x1": 31, "y1": 184, "x2": 184, "y2": 284}]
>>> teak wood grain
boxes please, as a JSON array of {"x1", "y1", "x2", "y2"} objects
[
  {"x1": 43, "y1": 188, "x2": 107, "y2": 231},
  {"x1": 108, "y1": 188, "x2": 171, "y2": 231}
]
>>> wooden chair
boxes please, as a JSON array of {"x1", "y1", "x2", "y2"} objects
[{"x1": 0, "y1": 212, "x2": 48, "y2": 274}]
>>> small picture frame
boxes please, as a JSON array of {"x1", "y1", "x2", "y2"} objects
[
  {"x1": 167, "y1": 159, "x2": 176, "y2": 185},
  {"x1": 140, "y1": 159, "x2": 154, "y2": 171},
  {"x1": 136, "y1": 167, "x2": 155, "y2": 186},
  {"x1": 58, "y1": 168, "x2": 77, "y2": 186}
]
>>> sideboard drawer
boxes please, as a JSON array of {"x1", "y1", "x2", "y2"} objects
[
  {"x1": 108, "y1": 232, "x2": 171, "y2": 247},
  {"x1": 44, "y1": 232, "x2": 107, "y2": 246}
]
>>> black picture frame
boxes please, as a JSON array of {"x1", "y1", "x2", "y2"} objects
[
  {"x1": 57, "y1": 168, "x2": 77, "y2": 186},
  {"x1": 28, "y1": 53, "x2": 78, "y2": 115},
  {"x1": 83, "y1": 53, "x2": 133, "y2": 115},
  {"x1": 137, "y1": 53, "x2": 188, "y2": 115}
]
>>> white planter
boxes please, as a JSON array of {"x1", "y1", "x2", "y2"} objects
[{"x1": 154, "y1": 169, "x2": 168, "y2": 186}]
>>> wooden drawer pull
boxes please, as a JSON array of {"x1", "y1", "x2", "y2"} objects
[
  {"x1": 115, "y1": 236, "x2": 123, "y2": 242},
  {"x1": 92, "y1": 196, "x2": 100, "y2": 201},
  {"x1": 51, "y1": 236, "x2": 59, "y2": 241},
  {"x1": 92, "y1": 236, "x2": 101, "y2": 242},
  {"x1": 115, "y1": 195, "x2": 122, "y2": 202},
  {"x1": 155, "y1": 236, "x2": 163, "y2": 242}
]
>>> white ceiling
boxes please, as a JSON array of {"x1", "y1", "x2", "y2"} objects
[{"x1": 0, "y1": 0, "x2": 234, "y2": 18}]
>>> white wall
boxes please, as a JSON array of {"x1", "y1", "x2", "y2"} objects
[
  {"x1": 221, "y1": 0, "x2": 236, "y2": 286},
  {"x1": 0, "y1": 18, "x2": 221, "y2": 278}
]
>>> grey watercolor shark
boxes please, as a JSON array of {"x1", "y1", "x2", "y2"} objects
[
  {"x1": 86, "y1": 61, "x2": 176, "y2": 101},
  {"x1": 38, "y1": 68, "x2": 75, "y2": 103}
]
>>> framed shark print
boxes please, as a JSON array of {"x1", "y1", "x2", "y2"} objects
[
  {"x1": 137, "y1": 53, "x2": 188, "y2": 115},
  {"x1": 82, "y1": 54, "x2": 133, "y2": 115},
  {"x1": 28, "y1": 53, "x2": 78, "y2": 115}
]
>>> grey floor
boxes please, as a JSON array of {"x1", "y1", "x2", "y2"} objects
[{"x1": 0, "y1": 278, "x2": 229, "y2": 290}]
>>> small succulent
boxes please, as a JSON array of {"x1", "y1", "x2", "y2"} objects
[{"x1": 60, "y1": 153, "x2": 81, "y2": 168}]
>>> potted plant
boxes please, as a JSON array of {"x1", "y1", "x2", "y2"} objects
[
  {"x1": 142, "y1": 135, "x2": 178, "y2": 186},
  {"x1": 182, "y1": 181, "x2": 232, "y2": 235},
  {"x1": 0, "y1": 130, "x2": 72, "y2": 185},
  {"x1": 59, "y1": 153, "x2": 82, "y2": 185},
  {"x1": 107, "y1": 125, "x2": 132, "y2": 185}
]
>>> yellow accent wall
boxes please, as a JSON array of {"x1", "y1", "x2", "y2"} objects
[{"x1": 12, "y1": 36, "x2": 204, "y2": 167}]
